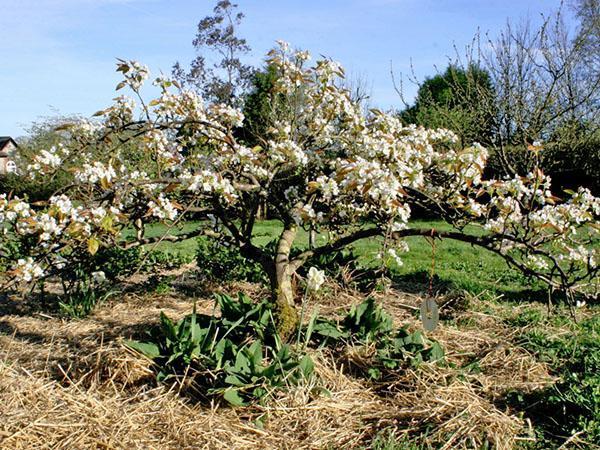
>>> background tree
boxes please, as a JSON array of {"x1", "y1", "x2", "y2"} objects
[
  {"x1": 1, "y1": 115, "x2": 82, "y2": 202},
  {"x1": 485, "y1": 10, "x2": 599, "y2": 178},
  {"x1": 398, "y1": 6, "x2": 600, "y2": 192},
  {"x1": 399, "y1": 64, "x2": 496, "y2": 147},
  {"x1": 239, "y1": 65, "x2": 280, "y2": 147},
  {"x1": 172, "y1": 0, "x2": 255, "y2": 106},
  {"x1": 572, "y1": 0, "x2": 600, "y2": 79}
]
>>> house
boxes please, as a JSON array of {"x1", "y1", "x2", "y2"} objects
[{"x1": 0, "y1": 137, "x2": 18, "y2": 175}]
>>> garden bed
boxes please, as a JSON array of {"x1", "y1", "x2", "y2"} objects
[{"x1": 0, "y1": 279, "x2": 566, "y2": 450}]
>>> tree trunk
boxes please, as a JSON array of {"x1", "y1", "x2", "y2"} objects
[
  {"x1": 309, "y1": 228, "x2": 316, "y2": 249},
  {"x1": 271, "y1": 225, "x2": 299, "y2": 340},
  {"x1": 272, "y1": 264, "x2": 297, "y2": 340}
]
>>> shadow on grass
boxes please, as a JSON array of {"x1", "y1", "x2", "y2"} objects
[
  {"x1": 500, "y1": 385, "x2": 593, "y2": 449},
  {"x1": 498, "y1": 313, "x2": 600, "y2": 448},
  {"x1": 388, "y1": 269, "x2": 549, "y2": 303}
]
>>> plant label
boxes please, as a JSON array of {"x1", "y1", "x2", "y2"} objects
[{"x1": 420, "y1": 298, "x2": 439, "y2": 331}]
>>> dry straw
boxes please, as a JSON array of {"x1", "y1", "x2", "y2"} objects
[{"x1": 0, "y1": 285, "x2": 557, "y2": 449}]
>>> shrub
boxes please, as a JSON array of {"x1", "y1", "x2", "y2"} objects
[
  {"x1": 0, "y1": 173, "x2": 67, "y2": 203},
  {"x1": 93, "y1": 246, "x2": 143, "y2": 279},
  {"x1": 144, "y1": 274, "x2": 174, "y2": 294},
  {"x1": 93, "y1": 247, "x2": 193, "y2": 280},
  {"x1": 196, "y1": 236, "x2": 266, "y2": 283},
  {"x1": 0, "y1": 237, "x2": 24, "y2": 272},
  {"x1": 143, "y1": 249, "x2": 193, "y2": 270}
]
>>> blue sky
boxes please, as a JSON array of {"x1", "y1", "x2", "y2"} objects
[{"x1": 1, "y1": 0, "x2": 571, "y2": 137}]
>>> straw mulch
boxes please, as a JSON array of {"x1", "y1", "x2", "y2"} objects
[{"x1": 0, "y1": 285, "x2": 555, "y2": 449}]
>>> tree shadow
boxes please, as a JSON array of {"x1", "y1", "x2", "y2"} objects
[
  {"x1": 387, "y1": 269, "x2": 549, "y2": 303},
  {"x1": 499, "y1": 385, "x2": 588, "y2": 448},
  {"x1": 0, "y1": 290, "x2": 62, "y2": 317},
  {"x1": 388, "y1": 270, "x2": 454, "y2": 295},
  {"x1": 0, "y1": 309, "x2": 163, "y2": 392}
]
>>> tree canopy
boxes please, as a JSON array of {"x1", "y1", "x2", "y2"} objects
[{"x1": 1, "y1": 43, "x2": 598, "y2": 338}]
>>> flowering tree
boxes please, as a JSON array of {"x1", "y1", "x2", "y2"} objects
[{"x1": 1, "y1": 43, "x2": 598, "y2": 337}]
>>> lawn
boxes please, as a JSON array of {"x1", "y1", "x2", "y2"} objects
[{"x1": 129, "y1": 218, "x2": 540, "y2": 299}]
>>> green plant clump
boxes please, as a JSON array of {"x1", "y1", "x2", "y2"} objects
[
  {"x1": 126, "y1": 293, "x2": 313, "y2": 406},
  {"x1": 93, "y1": 246, "x2": 143, "y2": 279},
  {"x1": 143, "y1": 249, "x2": 193, "y2": 270},
  {"x1": 58, "y1": 266, "x2": 115, "y2": 318},
  {"x1": 309, "y1": 297, "x2": 444, "y2": 379},
  {"x1": 94, "y1": 247, "x2": 193, "y2": 280},
  {"x1": 128, "y1": 294, "x2": 444, "y2": 406}
]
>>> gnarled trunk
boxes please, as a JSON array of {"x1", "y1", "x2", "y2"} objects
[
  {"x1": 270, "y1": 225, "x2": 299, "y2": 340},
  {"x1": 271, "y1": 264, "x2": 297, "y2": 340}
]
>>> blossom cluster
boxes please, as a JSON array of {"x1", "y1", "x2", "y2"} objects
[
  {"x1": 148, "y1": 194, "x2": 178, "y2": 221},
  {"x1": 1, "y1": 193, "x2": 123, "y2": 283},
  {"x1": 27, "y1": 144, "x2": 70, "y2": 179}
]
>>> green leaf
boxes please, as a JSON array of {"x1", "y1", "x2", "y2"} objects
[
  {"x1": 249, "y1": 341, "x2": 263, "y2": 367},
  {"x1": 87, "y1": 237, "x2": 100, "y2": 255},
  {"x1": 223, "y1": 388, "x2": 246, "y2": 407},
  {"x1": 160, "y1": 312, "x2": 177, "y2": 340},
  {"x1": 100, "y1": 215, "x2": 114, "y2": 232},
  {"x1": 299, "y1": 355, "x2": 314, "y2": 378},
  {"x1": 190, "y1": 304, "x2": 199, "y2": 343},
  {"x1": 311, "y1": 386, "x2": 332, "y2": 398},
  {"x1": 429, "y1": 342, "x2": 445, "y2": 361},
  {"x1": 367, "y1": 367, "x2": 382, "y2": 379},
  {"x1": 233, "y1": 350, "x2": 251, "y2": 374},
  {"x1": 213, "y1": 338, "x2": 233, "y2": 368},
  {"x1": 304, "y1": 308, "x2": 319, "y2": 345},
  {"x1": 313, "y1": 321, "x2": 347, "y2": 339},
  {"x1": 125, "y1": 340, "x2": 160, "y2": 359},
  {"x1": 224, "y1": 374, "x2": 247, "y2": 387}
]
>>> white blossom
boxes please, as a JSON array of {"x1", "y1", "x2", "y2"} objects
[
  {"x1": 307, "y1": 267, "x2": 325, "y2": 292},
  {"x1": 92, "y1": 271, "x2": 106, "y2": 284}
]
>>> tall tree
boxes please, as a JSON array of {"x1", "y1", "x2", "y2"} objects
[
  {"x1": 399, "y1": 5, "x2": 600, "y2": 189},
  {"x1": 572, "y1": 0, "x2": 600, "y2": 77},
  {"x1": 172, "y1": 1, "x2": 255, "y2": 106},
  {"x1": 483, "y1": 9, "x2": 600, "y2": 178}
]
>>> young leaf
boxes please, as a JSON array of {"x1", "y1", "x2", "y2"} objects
[
  {"x1": 299, "y1": 355, "x2": 314, "y2": 378},
  {"x1": 87, "y1": 237, "x2": 100, "y2": 255},
  {"x1": 223, "y1": 388, "x2": 247, "y2": 407},
  {"x1": 125, "y1": 340, "x2": 161, "y2": 359}
]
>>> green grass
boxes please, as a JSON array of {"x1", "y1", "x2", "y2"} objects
[
  {"x1": 359, "y1": 429, "x2": 425, "y2": 450},
  {"x1": 357, "y1": 302, "x2": 600, "y2": 450},
  {"x1": 126, "y1": 219, "x2": 541, "y2": 300},
  {"x1": 502, "y1": 305, "x2": 600, "y2": 449},
  {"x1": 121, "y1": 220, "x2": 202, "y2": 257}
]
